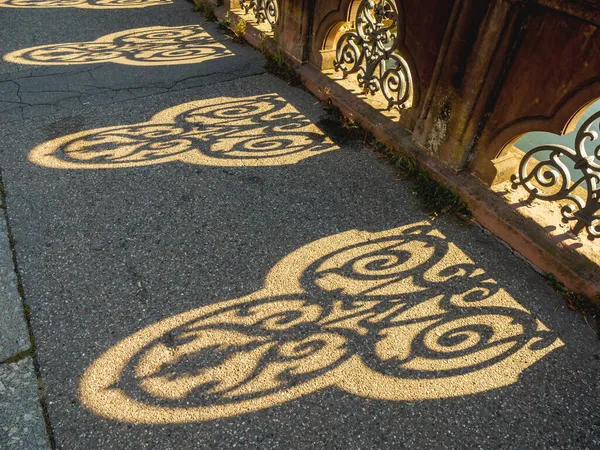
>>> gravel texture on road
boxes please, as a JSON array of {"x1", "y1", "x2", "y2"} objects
[{"x1": 0, "y1": 0, "x2": 599, "y2": 449}]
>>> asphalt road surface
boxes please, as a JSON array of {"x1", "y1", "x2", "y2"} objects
[{"x1": 0, "y1": 1, "x2": 599, "y2": 448}]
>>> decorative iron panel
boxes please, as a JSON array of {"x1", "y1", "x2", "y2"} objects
[
  {"x1": 334, "y1": 0, "x2": 414, "y2": 111},
  {"x1": 511, "y1": 110, "x2": 600, "y2": 240},
  {"x1": 239, "y1": 0, "x2": 279, "y2": 30}
]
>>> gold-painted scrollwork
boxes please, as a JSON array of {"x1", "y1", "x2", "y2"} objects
[
  {"x1": 240, "y1": 0, "x2": 279, "y2": 31},
  {"x1": 80, "y1": 223, "x2": 562, "y2": 424},
  {"x1": 4, "y1": 26, "x2": 232, "y2": 66},
  {"x1": 334, "y1": 0, "x2": 415, "y2": 110},
  {"x1": 28, "y1": 94, "x2": 338, "y2": 169},
  {"x1": 511, "y1": 110, "x2": 600, "y2": 240}
]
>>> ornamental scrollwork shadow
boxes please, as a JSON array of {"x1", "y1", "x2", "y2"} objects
[
  {"x1": 334, "y1": 0, "x2": 415, "y2": 111},
  {"x1": 0, "y1": 0, "x2": 168, "y2": 8},
  {"x1": 239, "y1": 0, "x2": 279, "y2": 31},
  {"x1": 4, "y1": 26, "x2": 233, "y2": 67},
  {"x1": 79, "y1": 223, "x2": 562, "y2": 424},
  {"x1": 28, "y1": 94, "x2": 338, "y2": 169},
  {"x1": 511, "y1": 110, "x2": 600, "y2": 240}
]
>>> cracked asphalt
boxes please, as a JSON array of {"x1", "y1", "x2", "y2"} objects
[
  {"x1": 0, "y1": 10, "x2": 262, "y2": 122},
  {"x1": 0, "y1": 1, "x2": 600, "y2": 449}
]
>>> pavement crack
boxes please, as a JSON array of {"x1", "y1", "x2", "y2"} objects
[
  {"x1": 1, "y1": 348, "x2": 33, "y2": 365},
  {"x1": 0, "y1": 170, "x2": 57, "y2": 449},
  {"x1": 13, "y1": 80, "x2": 23, "y2": 104},
  {"x1": 87, "y1": 68, "x2": 99, "y2": 83},
  {"x1": 9, "y1": 67, "x2": 99, "y2": 82},
  {"x1": 0, "y1": 68, "x2": 269, "y2": 125},
  {"x1": 166, "y1": 68, "x2": 267, "y2": 91},
  {"x1": 19, "y1": 89, "x2": 75, "y2": 94}
]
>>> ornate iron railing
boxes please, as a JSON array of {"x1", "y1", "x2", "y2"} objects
[
  {"x1": 511, "y1": 110, "x2": 600, "y2": 240},
  {"x1": 334, "y1": 0, "x2": 414, "y2": 111},
  {"x1": 239, "y1": 0, "x2": 279, "y2": 30}
]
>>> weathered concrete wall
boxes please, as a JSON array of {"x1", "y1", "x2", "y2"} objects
[{"x1": 275, "y1": 0, "x2": 312, "y2": 64}]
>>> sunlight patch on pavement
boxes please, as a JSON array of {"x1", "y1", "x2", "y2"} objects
[
  {"x1": 79, "y1": 223, "x2": 562, "y2": 423},
  {"x1": 5, "y1": 26, "x2": 232, "y2": 66},
  {"x1": 28, "y1": 93, "x2": 339, "y2": 168}
]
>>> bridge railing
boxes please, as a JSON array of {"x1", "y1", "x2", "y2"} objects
[{"x1": 206, "y1": 0, "x2": 600, "y2": 298}]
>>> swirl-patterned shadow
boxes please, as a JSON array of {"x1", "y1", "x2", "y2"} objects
[
  {"x1": 4, "y1": 26, "x2": 232, "y2": 67},
  {"x1": 0, "y1": 0, "x2": 168, "y2": 8},
  {"x1": 80, "y1": 223, "x2": 562, "y2": 423},
  {"x1": 29, "y1": 94, "x2": 338, "y2": 168}
]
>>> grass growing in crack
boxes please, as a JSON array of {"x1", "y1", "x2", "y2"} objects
[
  {"x1": 546, "y1": 273, "x2": 600, "y2": 338},
  {"x1": 264, "y1": 51, "x2": 302, "y2": 87},
  {"x1": 0, "y1": 180, "x2": 5, "y2": 209},
  {"x1": 197, "y1": 5, "x2": 244, "y2": 44},
  {"x1": 373, "y1": 140, "x2": 468, "y2": 218},
  {"x1": 232, "y1": 18, "x2": 247, "y2": 41},
  {"x1": 23, "y1": 303, "x2": 31, "y2": 321},
  {"x1": 319, "y1": 105, "x2": 470, "y2": 220},
  {"x1": 217, "y1": 12, "x2": 231, "y2": 30},
  {"x1": 2, "y1": 349, "x2": 33, "y2": 364},
  {"x1": 1, "y1": 308, "x2": 36, "y2": 365},
  {"x1": 192, "y1": 0, "x2": 217, "y2": 21}
]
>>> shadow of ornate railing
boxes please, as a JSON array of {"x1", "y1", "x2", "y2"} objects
[
  {"x1": 511, "y1": 110, "x2": 600, "y2": 240},
  {"x1": 28, "y1": 94, "x2": 337, "y2": 169},
  {"x1": 0, "y1": 0, "x2": 168, "y2": 8},
  {"x1": 193, "y1": 0, "x2": 600, "y2": 296},
  {"x1": 239, "y1": 0, "x2": 279, "y2": 31},
  {"x1": 333, "y1": 0, "x2": 415, "y2": 111},
  {"x1": 4, "y1": 26, "x2": 233, "y2": 67},
  {"x1": 79, "y1": 223, "x2": 562, "y2": 424}
]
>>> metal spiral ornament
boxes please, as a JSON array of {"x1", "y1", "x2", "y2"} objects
[
  {"x1": 239, "y1": 0, "x2": 279, "y2": 30},
  {"x1": 334, "y1": 0, "x2": 414, "y2": 110},
  {"x1": 511, "y1": 110, "x2": 600, "y2": 240}
]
